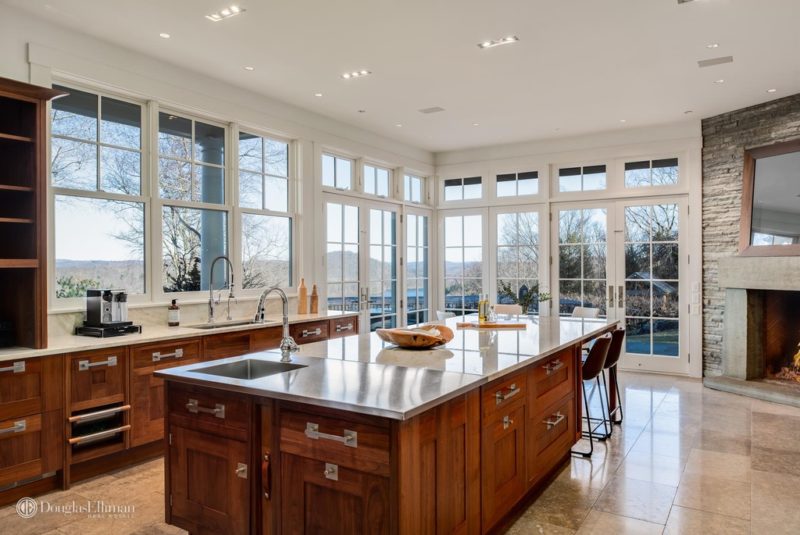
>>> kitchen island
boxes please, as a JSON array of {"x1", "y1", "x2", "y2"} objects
[{"x1": 157, "y1": 315, "x2": 617, "y2": 534}]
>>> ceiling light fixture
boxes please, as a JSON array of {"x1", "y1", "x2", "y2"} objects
[
  {"x1": 619, "y1": 119, "x2": 627, "y2": 123},
  {"x1": 395, "y1": 123, "x2": 402, "y2": 128},
  {"x1": 477, "y1": 35, "x2": 519, "y2": 49},
  {"x1": 341, "y1": 70, "x2": 372, "y2": 80},
  {"x1": 472, "y1": 123, "x2": 480, "y2": 127},
  {"x1": 714, "y1": 79, "x2": 725, "y2": 84},
  {"x1": 706, "y1": 43, "x2": 719, "y2": 49},
  {"x1": 244, "y1": 66, "x2": 254, "y2": 71},
  {"x1": 314, "y1": 92, "x2": 323, "y2": 97},
  {"x1": 159, "y1": 33, "x2": 171, "y2": 39},
  {"x1": 767, "y1": 88, "x2": 777, "y2": 93},
  {"x1": 206, "y1": 5, "x2": 244, "y2": 22}
]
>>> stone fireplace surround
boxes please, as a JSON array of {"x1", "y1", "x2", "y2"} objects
[{"x1": 705, "y1": 255, "x2": 800, "y2": 408}]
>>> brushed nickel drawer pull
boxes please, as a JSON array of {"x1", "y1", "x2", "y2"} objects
[
  {"x1": 502, "y1": 415, "x2": 514, "y2": 430},
  {"x1": 301, "y1": 328, "x2": 322, "y2": 338},
  {"x1": 78, "y1": 356, "x2": 117, "y2": 371},
  {"x1": 543, "y1": 359, "x2": 564, "y2": 376},
  {"x1": 304, "y1": 422, "x2": 358, "y2": 448},
  {"x1": 0, "y1": 361, "x2": 25, "y2": 374},
  {"x1": 186, "y1": 399, "x2": 226, "y2": 419},
  {"x1": 0, "y1": 420, "x2": 26, "y2": 435},
  {"x1": 324, "y1": 463, "x2": 339, "y2": 481},
  {"x1": 68, "y1": 424, "x2": 130, "y2": 444},
  {"x1": 68, "y1": 404, "x2": 131, "y2": 423},
  {"x1": 495, "y1": 383, "x2": 520, "y2": 405},
  {"x1": 544, "y1": 412, "x2": 565, "y2": 430},
  {"x1": 335, "y1": 323, "x2": 353, "y2": 332},
  {"x1": 152, "y1": 348, "x2": 184, "y2": 362},
  {"x1": 235, "y1": 462, "x2": 248, "y2": 479}
]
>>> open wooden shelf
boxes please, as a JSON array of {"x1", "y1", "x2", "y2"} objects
[
  {"x1": 0, "y1": 184, "x2": 34, "y2": 192},
  {"x1": 0, "y1": 259, "x2": 38, "y2": 268},
  {"x1": 0, "y1": 132, "x2": 34, "y2": 143},
  {"x1": 0, "y1": 217, "x2": 34, "y2": 224}
]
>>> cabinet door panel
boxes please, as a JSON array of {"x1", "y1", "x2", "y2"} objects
[
  {"x1": 527, "y1": 394, "x2": 576, "y2": 486},
  {"x1": 0, "y1": 410, "x2": 62, "y2": 487},
  {"x1": 281, "y1": 453, "x2": 390, "y2": 535},
  {"x1": 0, "y1": 356, "x2": 62, "y2": 420},
  {"x1": 169, "y1": 425, "x2": 249, "y2": 535},
  {"x1": 481, "y1": 403, "x2": 526, "y2": 532},
  {"x1": 69, "y1": 349, "x2": 126, "y2": 411}
]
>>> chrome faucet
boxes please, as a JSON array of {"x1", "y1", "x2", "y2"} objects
[
  {"x1": 254, "y1": 286, "x2": 299, "y2": 362},
  {"x1": 208, "y1": 256, "x2": 235, "y2": 324}
]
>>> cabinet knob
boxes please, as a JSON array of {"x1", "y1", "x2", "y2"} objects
[
  {"x1": 324, "y1": 463, "x2": 339, "y2": 481},
  {"x1": 235, "y1": 462, "x2": 248, "y2": 479},
  {"x1": 502, "y1": 415, "x2": 514, "y2": 430}
]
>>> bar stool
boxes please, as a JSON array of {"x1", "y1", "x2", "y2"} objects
[
  {"x1": 571, "y1": 335, "x2": 612, "y2": 458},
  {"x1": 602, "y1": 328, "x2": 626, "y2": 431}
]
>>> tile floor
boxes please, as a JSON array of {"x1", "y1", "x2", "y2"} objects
[{"x1": 2, "y1": 371, "x2": 799, "y2": 534}]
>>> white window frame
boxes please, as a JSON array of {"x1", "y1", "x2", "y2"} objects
[
  {"x1": 401, "y1": 206, "x2": 434, "y2": 326},
  {"x1": 403, "y1": 173, "x2": 426, "y2": 204},
  {"x1": 440, "y1": 175, "x2": 485, "y2": 206},
  {"x1": 437, "y1": 207, "x2": 489, "y2": 315},
  {"x1": 321, "y1": 151, "x2": 355, "y2": 191},
  {"x1": 234, "y1": 125, "x2": 297, "y2": 296},
  {"x1": 48, "y1": 81, "x2": 151, "y2": 310},
  {"x1": 553, "y1": 162, "x2": 610, "y2": 196},
  {"x1": 362, "y1": 162, "x2": 393, "y2": 199}
]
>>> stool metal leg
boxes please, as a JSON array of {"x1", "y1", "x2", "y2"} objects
[{"x1": 571, "y1": 381, "x2": 594, "y2": 458}]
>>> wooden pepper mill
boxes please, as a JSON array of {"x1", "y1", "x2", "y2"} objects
[
  {"x1": 310, "y1": 284, "x2": 319, "y2": 314},
  {"x1": 297, "y1": 278, "x2": 308, "y2": 314}
]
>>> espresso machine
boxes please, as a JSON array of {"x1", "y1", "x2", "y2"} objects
[{"x1": 75, "y1": 289, "x2": 142, "y2": 337}]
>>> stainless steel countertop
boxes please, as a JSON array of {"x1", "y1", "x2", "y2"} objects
[{"x1": 156, "y1": 315, "x2": 618, "y2": 420}]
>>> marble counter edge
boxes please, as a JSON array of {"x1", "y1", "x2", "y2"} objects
[{"x1": 0, "y1": 311, "x2": 358, "y2": 363}]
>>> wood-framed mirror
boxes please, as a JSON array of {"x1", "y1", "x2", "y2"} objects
[{"x1": 739, "y1": 139, "x2": 800, "y2": 256}]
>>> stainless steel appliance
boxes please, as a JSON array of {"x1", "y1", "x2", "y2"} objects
[{"x1": 77, "y1": 289, "x2": 141, "y2": 338}]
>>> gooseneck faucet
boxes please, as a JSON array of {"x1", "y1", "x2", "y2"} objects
[
  {"x1": 254, "y1": 286, "x2": 300, "y2": 362},
  {"x1": 208, "y1": 256, "x2": 235, "y2": 324}
]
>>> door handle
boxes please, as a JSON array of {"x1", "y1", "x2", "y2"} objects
[
  {"x1": 618, "y1": 286, "x2": 624, "y2": 309},
  {"x1": 0, "y1": 361, "x2": 25, "y2": 373},
  {"x1": 607, "y1": 285, "x2": 614, "y2": 308}
]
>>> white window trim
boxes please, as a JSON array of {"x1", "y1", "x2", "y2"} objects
[
  {"x1": 552, "y1": 161, "x2": 612, "y2": 198},
  {"x1": 439, "y1": 175, "x2": 486, "y2": 208},
  {"x1": 401, "y1": 205, "x2": 434, "y2": 326},
  {"x1": 437, "y1": 207, "x2": 489, "y2": 314},
  {"x1": 361, "y1": 161, "x2": 393, "y2": 199},
  {"x1": 320, "y1": 149, "x2": 356, "y2": 192}
]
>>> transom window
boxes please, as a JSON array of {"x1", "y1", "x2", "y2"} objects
[
  {"x1": 404, "y1": 174, "x2": 424, "y2": 203},
  {"x1": 322, "y1": 153, "x2": 353, "y2": 190},
  {"x1": 497, "y1": 171, "x2": 538, "y2": 197},
  {"x1": 444, "y1": 177, "x2": 482, "y2": 201},
  {"x1": 51, "y1": 85, "x2": 146, "y2": 298},
  {"x1": 558, "y1": 165, "x2": 606, "y2": 192},
  {"x1": 363, "y1": 164, "x2": 391, "y2": 197},
  {"x1": 625, "y1": 158, "x2": 679, "y2": 188}
]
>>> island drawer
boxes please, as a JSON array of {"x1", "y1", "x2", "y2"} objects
[
  {"x1": 290, "y1": 321, "x2": 329, "y2": 344},
  {"x1": 329, "y1": 316, "x2": 358, "y2": 339},
  {"x1": 482, "y1": 369, "x2": 527, "y2": 419},
  {"x1": 1, "y1": 355, "x2": 63, "y2": 421},
  {"x1": 527, "y1": 393, "x2": 575, "y2": 486},
  {"x1": 168, "y1": 383, "x2": 251, "y2": 439},
  {"x1": 132, "y1": 338, "x2": 201, "y2": 370},
  {"x1": 68, "y1": 348, "x2": 127, "y2": 412},
  {"x1": 279, "y1": 409, "x2": 391, "y2": 476},
  {"x1": 528, "y1": 347, "x2": 575, "y2": 411}
]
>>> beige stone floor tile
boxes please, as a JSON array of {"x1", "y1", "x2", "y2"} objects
[
  {"x1": 751, "y1": 469, "x2": 800, "y2": 534},
  {"x1": 130, "y1": 523, "x2": 188, "y2": 535},
  {"x1": 630, "y1": 430, "x2": 698, "y2": 461},
  {"x1": 558, "y1": 456, "x2": 618, "y2": 491},
  {"x1": 673, "y1": 472, "x2": 750, "y2": 520},
  {"x1": 751, "y1": 411, "x2": 800, "y2": 452},
  {"x1": 0, "y1": 491, "x2": 93, "y2": 535},
  {"x1": 694, "y1": 428, "x2": 751, "y2": 456},
  {"x1": 751, "y1": 398, "x2": 800, "y2": 417},
  {"x1": 524, "y1": 478, "x2": 602, "y2": 530},
  {"x1": 683, "y1": 449, "x2": 751, "y2": 483},
  {"x1": 53, "y1": 493, "x2": 165, "y2": 535},
  {"x1": 663, "y1": 505, "x2": 749, "y2": 535},
  {"x1": 615, "y1": 450, "x2": 686, "y2": 487},
  {"x1": 593, "y1": 476, "x2": 677, "y2": 525},
  {"x1": 751, "y1": 445, "x2": 800, "y2": 477},
  {"x1": 575, "y1": 509, "x2": 664, "y2": 534},
  {"x1": 507, "y1": 507, "x2": 577, "y2": 535}
]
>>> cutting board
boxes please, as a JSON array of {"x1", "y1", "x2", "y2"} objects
[{"x1": 456, "y1": 321, "x2": 527, "y2": 329}]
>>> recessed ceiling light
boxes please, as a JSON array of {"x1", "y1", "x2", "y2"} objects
[
  {"x1": 206, "y1": 5, "x2": 245, "y2": 22},
  {"x1": 244, "y1": 66, "x2": 254, "y2": 71},
  {"x1": 159, "y1": 33, "x2": 171, "y2": 39},
  {"x1": 619, "y1": 119, "x2": 627, "y2": 123},
  {"x1": 395, "y1": 123, "x2": 403, "y2": 128},
  {"x1": 472, "y1": 122, "x2": 480, "y2": 127},
  {"x1": 706, "y1": 43, "x2": 719, "y2": 49},
  {"x1": 314, "y1": 92, "x2": 323, "y2": 97},
  {"x1": 767, "y1": 88, "x2": 777, "y2": 93},
  {"x1": 341, "y1": 70, "x2": 371, "y2": 80},
  {"x1": 477, "y1": 35, "x2": 519, "y2": 49},
  {"x1": 714, "y1": 79, "x2": 725, "y2": 84}
]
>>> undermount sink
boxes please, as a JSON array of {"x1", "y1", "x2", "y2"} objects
[
  {"x1": 187, "y1": 319, "x2": 260, "y2": 330},
  {"x1": 191, "y1": 359, "x2": 307, "y2": 380}
]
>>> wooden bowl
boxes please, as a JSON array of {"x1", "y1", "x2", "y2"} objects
[{"x1": 376, "y1": 324, "x2": 454, "y2": 349}]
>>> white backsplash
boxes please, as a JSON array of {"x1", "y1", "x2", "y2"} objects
[{"x1": 48, "y1": 296, "x2": 298, "y2": 337}]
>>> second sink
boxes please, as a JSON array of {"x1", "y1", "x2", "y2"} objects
[{"x1": 191, "y1": 359, "x2": 307, "y2": 380}]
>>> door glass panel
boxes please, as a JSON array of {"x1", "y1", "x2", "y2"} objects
[
  {"x1": 444, "y1": 214, "x2": 483, "y2": 315},
  {"x1": 623, "y1": 203, "x2": 680, "y2": 357},
  {"x1": 496, "y1": 211, "x2": 539, "y2": 312},
  {"x1": 368, "y1": 209, "x2": 397, "y2": 330},
  {"x1": 326, "y1": 202, "x2": 359, "y2": 312},
  {"x1": 557, "y1": 209, "x2": 607, "y2": 316}
]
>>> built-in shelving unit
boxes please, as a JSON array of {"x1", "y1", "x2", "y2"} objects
[{"x1": 0, "y1": 76, "x2": 65, "y2": 349}]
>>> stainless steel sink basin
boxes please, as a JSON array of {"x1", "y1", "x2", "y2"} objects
[
  {"x1": 187, "y1": 320, "x2": 260, "y2": 330},
  {"x1": 191, "y1": 359, "x2": 307, "y2": 380}
]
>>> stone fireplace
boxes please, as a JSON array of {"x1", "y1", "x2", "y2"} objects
[{"x1": 705, "y1": 255, "x2": 800, "y2": 407}]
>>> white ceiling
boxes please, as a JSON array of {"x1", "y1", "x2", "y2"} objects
[{"x1": 4, "y1": 0, "x2": 800, "y2": 152}]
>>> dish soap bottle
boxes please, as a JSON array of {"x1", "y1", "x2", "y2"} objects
[{"x1": 168, "y1": 299, "x2": 180, "y2": 327}]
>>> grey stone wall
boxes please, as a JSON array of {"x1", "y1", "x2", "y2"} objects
[{"x1": 702, "y1": 94, "x2": 800, "y2": 375}]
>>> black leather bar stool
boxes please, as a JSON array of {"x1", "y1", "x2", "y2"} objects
[
  {"x1": 571, "y1": 335, "x2": 612, "y2": 458},
  {"x1": 602, "y1": 329, "x2": 626, "y2": 433}
]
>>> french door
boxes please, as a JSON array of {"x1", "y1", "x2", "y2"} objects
[
  {"x1": 324, "y1": 195, "x2": 399, "y2": 333},
  {"x1": 552, "y1": 197, "x2": 689, "y2": 374}
]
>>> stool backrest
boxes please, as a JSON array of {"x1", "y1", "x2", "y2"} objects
[
  {"x1": 495, "y1": 304, "x2": 523, "y2": 316},
  {"x1": 582, "y1": 335, "x2": 611, "y2": 380},
  {"x1": 436, "y1": 311, "x2": 456, "y2": 321},
  {"x1": 572, "y1": 306, "x2": 600, "y2": 318},
  {"x1": 604, "y1": 329, "x2": 626, "y2": 369}
]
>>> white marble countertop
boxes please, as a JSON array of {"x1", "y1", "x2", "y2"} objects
[
  {"x1": 0, "y1": 311, "x2": 357, "y2": 363},
  {"x1": 156, "y1": 315, "x2": 618, "y2": 420}
]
